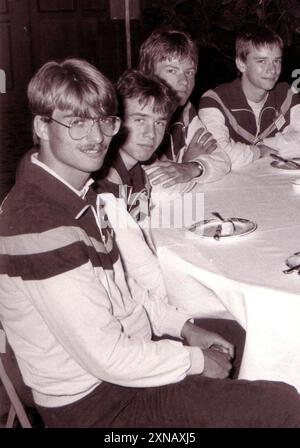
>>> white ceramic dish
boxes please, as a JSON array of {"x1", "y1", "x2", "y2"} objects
[{"x1": 187, "y1": 218, "x2": 257, "y2": 239}]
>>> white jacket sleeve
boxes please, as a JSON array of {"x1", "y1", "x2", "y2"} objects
[
  {"x1": 100, "y1": 193, "x2": 193, "y2": 338},
  {"x1": 263, "y1": 104, "x2": 300, "y2": 158},
  {"x1": 14, "y1": 227, "x2": 204, "y2": 389},
  {"x1": 183, "y1": 115, "x2": 231, "y2": 183},
  {"x1": 198, "y1": 107, "x2": 260, "y2": 170},
  {"x1": 191, "y1": 151, "x2": 231, "y2": 184},
  {"x1": 101, "y1": 192, "x2": 167, "y2": 301}
]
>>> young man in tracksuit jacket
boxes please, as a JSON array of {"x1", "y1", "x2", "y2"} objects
[
  {"x1": 138, "y1": 29, "x2": 231, "y2": 188},
  {"x1": 199, "y1": 24, "x2": 300, "y2": 169},
  {"x1": 1, "y1": 57, "x2": 300, "y2": 428}
]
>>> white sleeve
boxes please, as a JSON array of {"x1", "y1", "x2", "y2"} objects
[
  {"x1": 190, "y1": 150, "x2": 231, "y2": 184},
  {"x1": 17, "y1": 228, "x2": 204, "y2": 388},
  {"x1": 198, "y1": 107, "x2": 260, "y2": 170},
  {"x1": 182, "y1": 115, "x2": 231, "y2": 183},
  {"x1": 101, "y1": 193, "x2": 193, "y2": 338},
  {"x1": 101, "y1": 192, "x2": 167, "y2": 301},
  {"x1": 263, "y1": 104, "x2": 300, "y2": 158}
]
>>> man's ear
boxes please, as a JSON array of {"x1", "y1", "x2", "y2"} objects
[
  {"x1": 236, "y1": 57, "x2": 246, "y2": 73},
  {"x1": 33, "y1": 115, "x2": 50, "y2": 141}
]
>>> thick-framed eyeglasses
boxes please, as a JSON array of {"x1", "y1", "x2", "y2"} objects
[{"x1": 48, "y1": 115, "x2": 121, "y2": 140}]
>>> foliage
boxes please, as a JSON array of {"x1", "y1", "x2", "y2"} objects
[
  {"x1": 142, "y1": 0, "x2": 300, "y2": 94},
  {"x1": 143, "y1": 0, "x2": 300, "y2": 55}
]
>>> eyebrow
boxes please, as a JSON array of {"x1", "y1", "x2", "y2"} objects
[
  {"x1": 61, "y1": 114, "x2": 79, "y2": 118},
  {"x1": 129, "y1": 112, "x2": 168, "y2": 120},
  {"x1": 155, "y1": 116, "x2": 168, "y2": 121},
  {"x1": 128, "y1": 112, "x2": 148, "y2": 118},
  {"x1": 164, "y1": 64, "x2": 195, "y2": 69},
  {"x1": 252, "y1": 53, "x2": 282, "y2": 58},
  {"x1": 61, "y1": 114, "x2": 99, "y2": 120}
]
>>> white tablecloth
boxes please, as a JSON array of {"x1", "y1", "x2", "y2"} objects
[{"x1": 151, "y1": 157, "x2": 300, "y2": 391}]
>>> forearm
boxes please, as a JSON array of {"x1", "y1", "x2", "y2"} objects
[
  {"x1": 143, "y1": 296, "x2": 193, "y2": 339},
  {"x1": 28, "y1": 263, "x2": 201, "y2": 387},
  {"x1": 190, "y1": 150, "x2": 231, "y2": 183},
  {"x1": 199, "y1": 107, "x2": 260, "y2": 169},
  {"x1": 101, "y1": 192, "x2": 167, "y2": 300}
]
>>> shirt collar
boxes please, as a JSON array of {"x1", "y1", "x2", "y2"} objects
[{"x1": 31, "y1": 152, "x2": 94, "y2": 199}]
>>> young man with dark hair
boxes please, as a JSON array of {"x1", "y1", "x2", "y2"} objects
[
  {"x1": 1, "y1": 58, "x2": 300, "y2": 428},
  {"x1": 199, "y1": 24, "x2": 300, "y2": 169},
  {"x1": 138, "y1": 28, "x2": 231, "y2": 188},
  {"x1": 97, "y1": 68, "x2": 178, "y2": 224}
]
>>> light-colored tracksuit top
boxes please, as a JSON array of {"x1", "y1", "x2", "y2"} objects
[
  {"x1": 0, "y1": 152, "x2": 203, "y2": 408},
  {"x1": 199, "y1": 79, "x2": 300, "y2": 169}
]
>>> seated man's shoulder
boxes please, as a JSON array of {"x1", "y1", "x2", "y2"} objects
[
  {"x1": 269, "y1": 81, "x2": 300, "y2": 110},
  {"x1": 273, "y1": 80, "x2": 298, "y2": 96},
  {"x1": 199, "y1": 79, "x2": 239, "y2": 108},
  {"x1": 1, "y1": 183, "x2": 72, "y2": 236}
]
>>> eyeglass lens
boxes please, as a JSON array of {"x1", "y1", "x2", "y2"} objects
[{"x1": 69, "y1": 117, "x2": 120, "y2": 140}]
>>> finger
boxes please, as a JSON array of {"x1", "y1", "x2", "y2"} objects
[
  {"x1": 152, "y1": 173, "x2": 175, "y2": 185},
  {"x1": 204, "y1": 145, "x2": 217, "y2": 155},
  {"x1": 202, "y1": 349, "x2": 232, "y2": 379},
  {"x1": 142, "y1": 163, "x2": 159, "y2": 171},
  {"x1": 204, "y1": 331, "x2": 234, "y2": 358},
  {"x1": 146, "y1": 168, "x2": 165, "y2": 181},
  {"x1": 211, "y1": 345, "x2": 232, "y2": 361},
  {"x1": 212, "y1": 339, "x2": 234, "y2": 358},
  {"x1": 204, "y1": 140, "x2": 217, "y2": 153},
  {"x1": 210, "y1": 351, "x2": 232, "y2": 378},
  {"x1": 197, "y1": 132, "x2": 212, "y2": 146},
  {"x1": 161, "y1": 178, "x2": 177, "y2": 188},
  {"x1": 201, "y1": 131, "x2": 213, "y2": 140},
  {"x1": 143, "y1": 161, "x2": 170, "y2": 172},
  {"x1": 151, "y1": 160, "x2": 172, "y2": 168},
  {"x1": 214, "y1": 351, "x2": 232, "y2": 371},
  {"x1": 190, "y1": 127, "x2": 206, "y2": 144}
]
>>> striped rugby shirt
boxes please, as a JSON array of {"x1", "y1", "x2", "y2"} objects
[{"x1": 0, "y1": 152, "x2": 202, "y2": 408}]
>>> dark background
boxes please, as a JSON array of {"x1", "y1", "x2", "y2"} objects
[{"x1": 1, "y1": 0, "x2": 300, "y2": 201}]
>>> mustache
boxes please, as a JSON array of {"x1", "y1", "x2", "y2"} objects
[{"x1": 78, "y1": 144, "x2": 107, "y2": 152}]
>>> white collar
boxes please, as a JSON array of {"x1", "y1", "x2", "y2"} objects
[
  {"x1": 31, "y1": 152, "x2": 94, "y2": 199},
  {"x1": 247, "y1": 93, "x2": 269, "y2": 110}
]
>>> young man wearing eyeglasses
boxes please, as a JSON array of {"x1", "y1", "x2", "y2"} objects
[{"x1": 1, "y1": 58, "x2": 300, "y2": 428}]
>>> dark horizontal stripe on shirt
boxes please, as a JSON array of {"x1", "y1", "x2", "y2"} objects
[{"x1": 0, "y1": 240, "x2": 116, "y2": 280}]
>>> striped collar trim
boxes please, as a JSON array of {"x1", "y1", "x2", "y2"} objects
[{"x1": 31, "y1": 152, "x2": 94, "y2": 199}]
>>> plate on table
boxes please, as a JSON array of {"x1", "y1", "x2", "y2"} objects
[
  {"x1": 271, "y1": 158, "x2": 300, "y2": 170},
  {"x1": 187, "y1": 218, "x2": 257, "y2": 239},
  {"x1": 285, "y1": 252, "x2": 300, "y2": 271}
]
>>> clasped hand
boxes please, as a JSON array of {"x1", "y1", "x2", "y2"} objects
[
  {"x1": 182, "y1": 127, "x2": 217, "y2": 161},
  {"x1": 142, "y1": 128, "x2": 217, "y2": 188},
  {"x1": 181, "y1": 321, "x2": 234, "y2": 379},
  {"x1": 143, "y1": 160, "x2": 200, "y2": 188}
]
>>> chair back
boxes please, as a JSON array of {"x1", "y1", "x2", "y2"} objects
[{"x1": 0, "y1": 323, "x2": 33, "y2": 427}]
